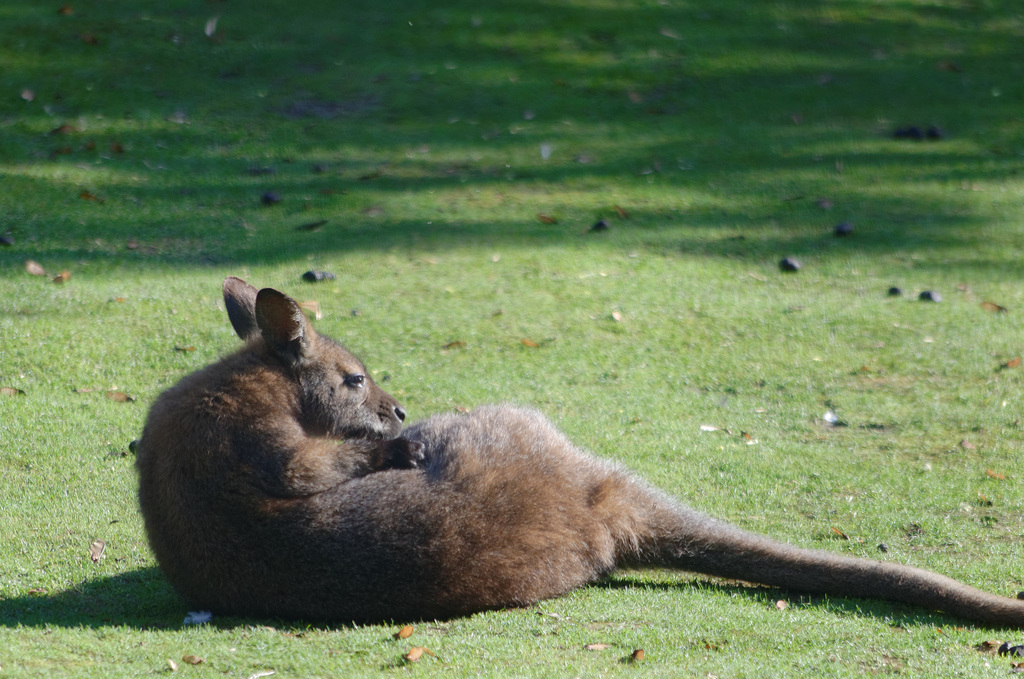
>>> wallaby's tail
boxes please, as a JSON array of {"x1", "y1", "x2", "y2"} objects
[{"x1": 623, "y1": 499, "x2": 1024, "y2": 627}]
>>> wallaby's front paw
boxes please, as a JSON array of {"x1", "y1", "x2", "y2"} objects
[
  {"x1": 386, "y1": 438, "x2": 425, "y2": 469},
  {"x1": 405, "y1": 440, "x2": 426, "y2": 468}
]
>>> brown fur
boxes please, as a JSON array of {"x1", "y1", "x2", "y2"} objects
[{"x1": 135, "y1": 278, "x2": 1024, "y2": 625}]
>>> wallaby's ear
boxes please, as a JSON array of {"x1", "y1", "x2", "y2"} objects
[
  {"x1": 254, "y1": 287, "x2": 311, "y2": 362},
  {"x1": 223, "y1": 277, "x2": 260, "y2": 340}
]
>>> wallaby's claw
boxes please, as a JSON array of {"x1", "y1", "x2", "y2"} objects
[
  {"x1": 387, "y1": 438, "x2": 425, "y2": 469},
  {"x1": 408, "y1": 440, "x2": 426, "y2": 468}
]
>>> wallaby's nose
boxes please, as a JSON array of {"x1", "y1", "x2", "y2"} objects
[{"x1": 394, "y1": 405, "x2": 406, "y2": 422}]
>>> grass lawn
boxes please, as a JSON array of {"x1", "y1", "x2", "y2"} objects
[{"x1": 2, "y1": 0, "x2": 1024, "y2": 675}]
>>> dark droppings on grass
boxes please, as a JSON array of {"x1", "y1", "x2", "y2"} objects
[
  {"x1": 302, "y1": 270, "x2": 337, "y2": 282},
  {"x1": 778, "y1": 257, "x2": 801, "y2": 272},
  {"x1": 892, "y1": 124, "x2": 945, "y2": 141},
  {"x1": 834, "y1": 222, "x2": 853, "y2": 237},
  {"x1": 998, "y1": 642, "x2": 1024, "y2": 657}
]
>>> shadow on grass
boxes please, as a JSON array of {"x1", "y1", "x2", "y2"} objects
[
  {"x1": 0, "y1": 568, "x2": 186, "y2": 630},
  {"x1": 600, "y1": 574, "x2": 975, "y2": 629},
  {"x1": 0, "y1": 0, "x2": 1022, "y2": 273},
  {"x1": 0, "y1": 567, "x2": 968, "y2": 631}
]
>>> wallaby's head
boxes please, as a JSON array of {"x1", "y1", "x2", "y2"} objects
[{"x1": 222, "y1": 276, "x2": 405, "y2": 440}]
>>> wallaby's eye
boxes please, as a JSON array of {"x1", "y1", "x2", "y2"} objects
[{"x1": 343, "y1": 374, "x2": 365, "y2": 388}]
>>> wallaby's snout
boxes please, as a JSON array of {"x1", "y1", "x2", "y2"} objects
[
  {"x1": 374, "y1": 391, "x2": 405, "y2": 438},
  {"x1": 376, "y1": 389, "x2": 405, "y2": 427}
]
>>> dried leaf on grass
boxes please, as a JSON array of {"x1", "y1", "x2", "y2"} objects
[
  {"x1": 981, "y1": 301, "x2": 1008, "y2": 313},
  {"x1": 106, "y1": 390, "x2": 136, "y2": 402},
  {"x1": 986, "y1": 469, "x2": 1007, "y2": 481},
  {"x1": 443, "y1": 340, "x2": 466, "y2": 350},
  {"x1": 831, "y1": 527, "x2": 849, "y2": 540},
  {"x1": 629, "y1": 649, "x2": 645, "y2": 662},
  {"x1": 394, "y1": 624, "x2": 414, "y2": 640},
  {"x1": 52, "y1": 271, "x2": 71, "y2": 284},
  {"x1": 775, "y1": 599, "x2": 789, "y2": 611},
  {"x1": 25, "y1": 260, "x2": 47, "y2": 276},
  {"x1": 403, "y1": 647, "x2": 436, "y2": 663},
  {"x1": 89, "y1": 539, "x2": 105, "y2": 562},
  {"x1": 181, "y1": 655, "x2": 204, "y2": 665},
  {"x1": 998, "y1": 357, "x2": 1021, "y2": 371},
  {"x1": 1, "y1": 387, "x2": 25, "y2": 396},
  {"x1": 536, "y1": 213, "x2": 558, "y2": 224},
  {"x1": 584, "y1": 644, "x2": 611, "y2": 651}
]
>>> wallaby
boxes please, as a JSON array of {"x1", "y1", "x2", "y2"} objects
[{"x1": 136, "y1": 277, "x2": 1024, "y2": 626}]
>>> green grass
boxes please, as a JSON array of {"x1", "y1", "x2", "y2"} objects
[{"x1": 2, "y1": 0, "x2": 1024, "y2": 675}]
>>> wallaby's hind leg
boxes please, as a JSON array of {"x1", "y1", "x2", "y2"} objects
[
  {"x1": 409, "y1": 405, "x2": 1024, "y2": 626},
  {"x1": 598, "y1": 480, "x2": 1024, "y2": 627}
]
